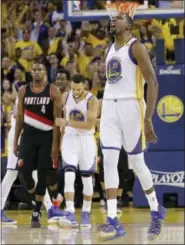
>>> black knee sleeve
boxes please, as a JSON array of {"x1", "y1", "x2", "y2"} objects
[
  {"x1": 118, "y1": 169, "x2": 125, "y2": 189},
  {"x1": 47, "y1": 168, "x2": 58, "y2": 187},
  {"x1": 35, "y1": 169, "x2": 47, "y2": 196},
  {"x1": 20, "y1": 170, "x2": 35, "y2": 191}
]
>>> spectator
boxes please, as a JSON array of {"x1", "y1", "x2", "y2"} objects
[
  {"x1": 47, "y1": 53, "x2": 60, "y2": 83},
  {"x1": 15, "y1": 29, "x2": 43, "y2": 72},
  {"x1": 41, "y1": 27, "x2": 63, "y2": 56},
  {"x1": 54, "y1": 68, "x2": 70, "y2": 93},
  {"x1": 33, "y1": 9, "x2": 49, "y2": 45},
  {"x1": 78, "y1": 42, "x2": 95, "y2": 78},
  {"x1": 60, "y1": 39, "x2": 78, "y2": 68},
  {"x1": 1, "y1": 56, "x2": 15, "y2": 83},
  {"x1": 13, "y1": 68, "x2": 26, "y2": 87},
  {"x1": 84, "y1": 77, "x2": 93, "y2": 91}
]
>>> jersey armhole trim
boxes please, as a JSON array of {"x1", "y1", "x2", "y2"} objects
[
  {"x1": 128, "y1": 40, "x2": 138, "y2": 65},
  {"x1": 65, "y1": 92, "x2": 70, "y2": 105},
  {"x1": 87, "y1": 94, "x2": 94, "y2": 109}
]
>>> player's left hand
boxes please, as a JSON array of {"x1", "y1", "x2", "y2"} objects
[{"x1": 144, "y1": 120, "x2": 158, "y2": 144}]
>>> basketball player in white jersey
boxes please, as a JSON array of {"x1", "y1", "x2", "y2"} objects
[
  {"x1": 1, "y1": 89, "x2": 64, "y2": 225},
  {"x1": 98, "y1": 13, "x2": 166, "y2": 241},
  {"x1": 56, "y1": 74, "x2": 99, "y2": 228}
]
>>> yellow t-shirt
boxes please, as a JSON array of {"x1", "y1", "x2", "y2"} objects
[
  {"x1": 47, "y1": 37, "x2": 62, "y2": 55},
  {"x1": 60, "y1": 55, "x2": 78, "y2": 67},
  {"x1": 77, "y1": 54, "x2": 94, "y2": 78},
  {"x1": 15, "y1": 40, "x2": 43, "y2": 72},
  {"x1": 87, "y1": 34, "x2": 106, "y2": 49},
  {"x1": 152, "y1": 19, "x2": 177, "y2": 51}
]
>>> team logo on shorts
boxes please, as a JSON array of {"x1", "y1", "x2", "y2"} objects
[
  {"x1": 69, "y1": 110, "x2": 85, "y2": 121},
  {"x1": 107, "y1": 57, "x2": 122, "y2": 84},
  {"x1": 157, "y1": 95, "x2": 184, "y2": 123}
]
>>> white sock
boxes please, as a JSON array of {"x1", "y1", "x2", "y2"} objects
[
  {"x1": 107, "y1": 199, "x2": 117, "y2": 219},
  {"x1": 145, "y1": 191, "x2": 159, "y2": 212},
  {"x1": 82, "y1": 200, "x2": 92, "y2": 213},
  {"x1": 1, "y1": 170, "x2": 18, "y2": 209},
  {"x1": 66, "y1": 201, "x2": 75, "y2": 213},
  {"x1": 43, "y1": 189, "x2": 52, "y2": 211}
]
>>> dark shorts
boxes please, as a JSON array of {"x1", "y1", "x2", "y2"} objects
[{"x1": 18, "y1": 130, "x2": 53, "y2": 172}]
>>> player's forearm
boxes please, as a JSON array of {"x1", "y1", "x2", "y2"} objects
[
  {"x1": 14, "y1": 115, "x2": 24, "y2": 144},
  {"x1": 52, "y1": 126, "x2": 60, "y2": 148},
  {"x1": 145, "y1": 82, "x2": 159, "y2": 120},
  {"x1": 68, "y1": 120, "x2": 94, "y2": 131}
]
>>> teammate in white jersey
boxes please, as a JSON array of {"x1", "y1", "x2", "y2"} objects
[
  {"x1": 1, "y1": 91, "x2": 64, "y2": 225},
  {"x1": 56, "y1": 74, "x2": 99, "y2": 228},
  {"x1": 98, "y1": 13, "x2": 166, "y2": 241}
]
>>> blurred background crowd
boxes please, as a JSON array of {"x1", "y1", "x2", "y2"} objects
[{"x1": 1, "y1": 0, "x2": 184, "y2": 210}]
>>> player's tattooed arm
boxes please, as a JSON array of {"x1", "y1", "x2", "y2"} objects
[
  {"x1": 13, "y1": 86, "x2": 25, "y2": 156},
  {"x1": 132, "y1": 41, "x2": 159, "y2": 120}
]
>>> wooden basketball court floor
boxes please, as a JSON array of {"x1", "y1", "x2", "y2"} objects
[{"x1": 1, "y1": 205, "x2": 184, "y2": 244}]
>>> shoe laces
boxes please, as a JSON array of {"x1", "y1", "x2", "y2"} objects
[{"x1": 148, "y1": 218, "x2": 162, "y2": 234}]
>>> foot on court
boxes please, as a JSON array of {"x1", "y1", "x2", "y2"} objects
[
  {"x1": 58, "y1": 212, "x2": 78, "y2": 228},
  {"x1": 80, "y1": 212, "x2": 91, "y2": 228},
  {"x1": 31, "y1": 211, "x2": 41, "y2": 228},
  {"x1": 98, "y1": 217, "x2": 125, "y2": 241},
  {"x1": 48, "y1": 206, "x2": 66, "y2": 224},
  {"x1": 147, "y1": 205, "x2": 166, "y2": 241},
  {"x1": 1, "y1": 210, "x2": 17, "y2": 225}
]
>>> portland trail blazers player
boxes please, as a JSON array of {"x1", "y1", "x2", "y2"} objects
[{"x1": 13, "y1": 61, "x2": 64, "y2": 228}]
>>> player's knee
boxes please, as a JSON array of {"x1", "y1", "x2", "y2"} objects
[
  {"x1": 36, "y1": 182, "x2": 46, "y2": 196},
  {"x1": 64, "y1": 166, "x2": 77, "y2": 172},
  {"x1": 47, "y1": 169, "x2": 57, "y2": 187},
  {"x1": 22, "y1": 171, "x2": 35, "y2": 191},
  {"x1": 35, "y1": 169, "x2": 47, "y2": 196},
  {"x1": 128, "y1": 153, "x2": 151, "y2": 178},
  {"x1": 82, "y1": 175, "x2": 93, "y2": 196},
  {"x1": 64, "y1": 171, "x2": 75, "y2": 193},
  {"x1": 103, "y1": 150, "x2": 120, "y2": 189},
  {"x1": 128, "y1": 153, "x2": 153, "y2": 190}
]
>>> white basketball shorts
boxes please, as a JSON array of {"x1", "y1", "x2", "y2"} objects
[
  {"x1": 100, "y1": 99, "x2": 146, "y2": 154},
  {"x1": 61, "y1": 134, "x2": 97, "y2": 172}
]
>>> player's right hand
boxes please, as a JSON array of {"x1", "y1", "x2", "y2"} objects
[{"x1": 13, "y1": 143, "x2": 19, "y2": 157}]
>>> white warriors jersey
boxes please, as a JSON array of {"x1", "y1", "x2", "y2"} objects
[
  {"x1": 10, "y1": 97, "x2": 18, "y2": 128},
  {"x1": 64, "y1": 91, "x2": 95, "y2": 135},
  {"x1": 104, "y1": 38, "x2": 145, "y2": 100}
]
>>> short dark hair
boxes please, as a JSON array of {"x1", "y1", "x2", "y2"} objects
[
  {"x1": 32, "y1": 61, "x2": 46, "y2": 69},
  {"x1": 57, "y1": 68, "x2": 70, "y2": 80},
  {"x1": 71, "y1": 74, "x2": 85, "y2": 84}
]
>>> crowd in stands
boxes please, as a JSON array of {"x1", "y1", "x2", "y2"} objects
[{"x1": 1, "y1": 0, "x2": 184, "y2": 209}]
